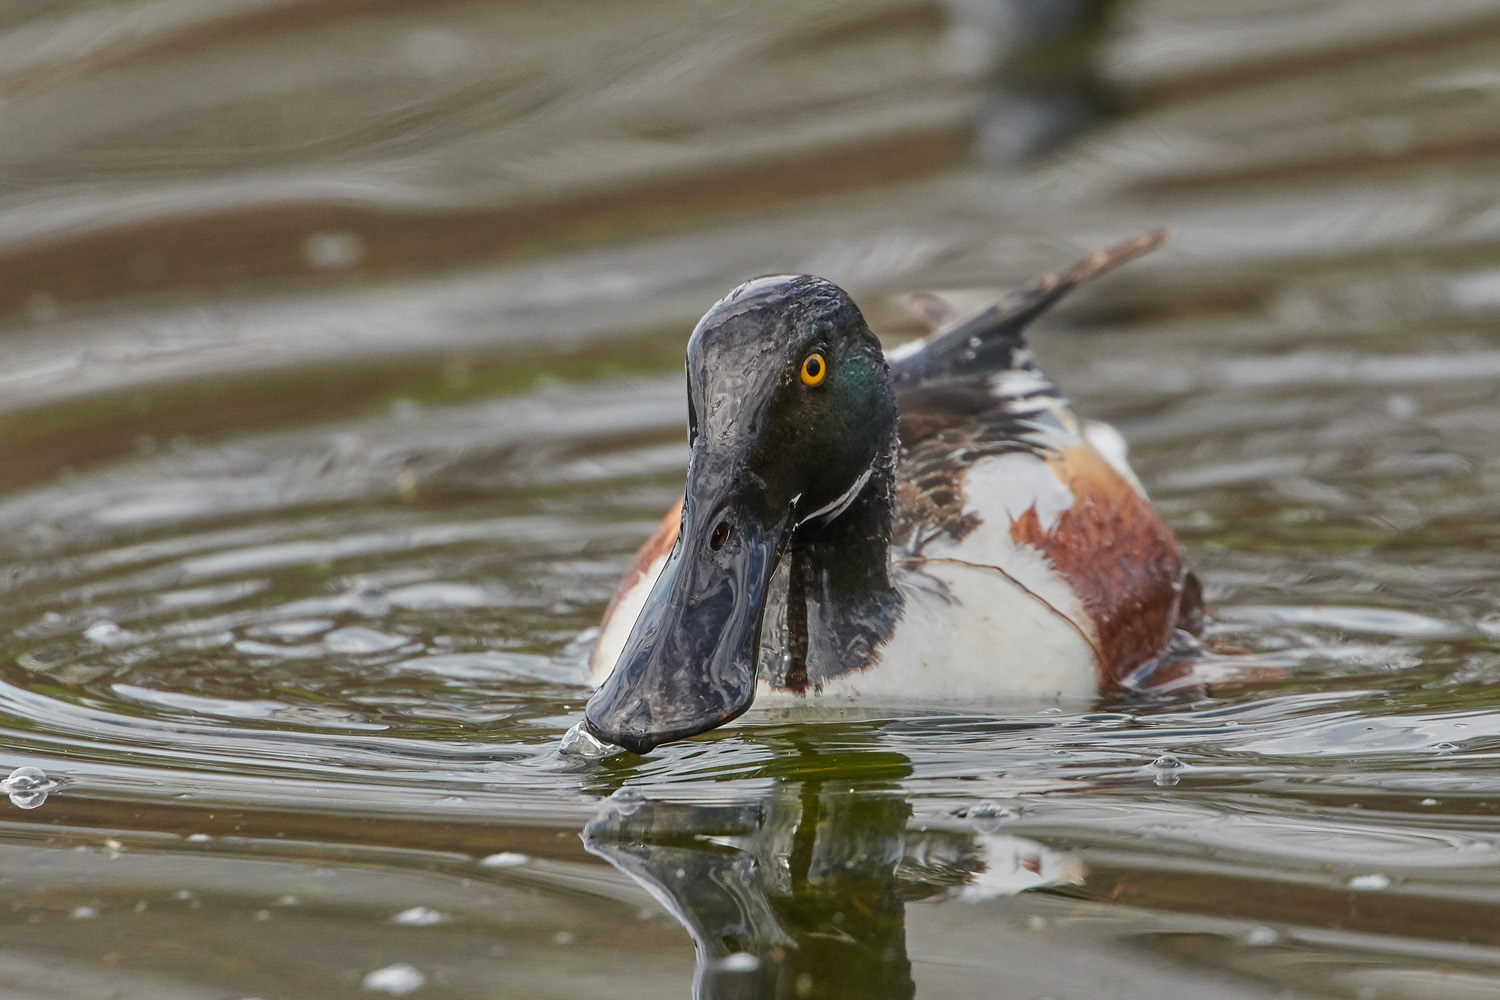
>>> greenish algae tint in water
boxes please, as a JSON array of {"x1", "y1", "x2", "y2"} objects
[{"x1": 2, "y1": 1, "x2": 1500, "y2": 997}]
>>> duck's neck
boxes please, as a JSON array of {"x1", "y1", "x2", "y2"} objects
[{"x1": 771, "y1": 434, "x2": 903, "y2": 692}]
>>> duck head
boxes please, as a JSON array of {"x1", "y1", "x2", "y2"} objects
[{"x1": 585, "y1": 275, "x2": 898, "y2": 754}]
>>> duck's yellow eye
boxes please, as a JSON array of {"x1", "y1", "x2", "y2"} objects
[{"x1": 800, "y1": 352, "x2": 827, "y2": 386}]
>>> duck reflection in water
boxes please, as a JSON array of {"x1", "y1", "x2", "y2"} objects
[{"x1": 582, "y1": 750, "x2": 1082, "y2": 999}]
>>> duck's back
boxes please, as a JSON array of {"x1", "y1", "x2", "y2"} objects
[
  {"x1": 856, "y1": 386, "x2": 1190, "y2": 700},
  {"x1": 817, "y1": 233, "x2": 1195, "y2": 699}
]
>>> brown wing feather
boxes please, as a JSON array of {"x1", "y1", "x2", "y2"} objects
[{"x1": 1009, "y1": 446, "x2": 1187, "y2": 690}]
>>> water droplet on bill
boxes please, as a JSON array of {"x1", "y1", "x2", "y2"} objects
[{"x1": 560, "y1": 722, "x2": 625, "y2": 758}]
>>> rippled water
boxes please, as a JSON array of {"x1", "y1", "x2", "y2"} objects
[{"x1": 3, "y1": 1, "x2": 1500, "y2": 997}]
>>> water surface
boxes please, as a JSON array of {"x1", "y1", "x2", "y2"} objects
[{"x1": 3, "y1": 2, "x2": 1500, "y2": 997}]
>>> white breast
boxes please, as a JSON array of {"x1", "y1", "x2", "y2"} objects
[
  {"x1": 805, "y1": 554, "x2": 1098, "y2": 701},
  {"x1": 796, "y1": 449, "x2": 1103, "y2": 701}
]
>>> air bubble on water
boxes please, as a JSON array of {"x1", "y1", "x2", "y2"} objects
[
  {"x1": 559, "y1": 722, "x2": 625, "y2": 759},
  {"x1": 390, "y1": 399, "x2": 423, "y2": 424},
  {"x1": 83, "y1": 620, "x2": 132, "y2": 646},
  {"x1": 402, "y1": 28, "x2": 473, "y2": 76},
  {"x1": 70, "y1": 905, "x2": 97, "y2": 920},
  {"x1": 967, "y1": 800, "x2": 1017, "y2": 834},
  {"x1": 1038, "y1": 707, "x2": 1063, "y2": 716},
  {"x1": 277, "y1": 895, "x2": 299, "y2": 906},
  {"x1": 1242, "y1": 925, "x2": 1278, "y2": 946},
  {"x1": 478, "y1": 851, "x2": 528, "y2": 868},
  {"x1": 3, "y1": 766, "x2": 59, "y2": 809},
  {"x1": 323, "y1": 626, "x2": 407, "y2": 655},
  {"x1": 174, "y1": 890, "x2": 195, "y2": 901},
  {"x1": 1420, "y1": 798, "x2": 1438, "y2": 806},
  {"x1": 1148, "y1": 754, "x2": 1183, "y2": 786},
  {"x1": 303, "y1": 231, "x2": 365, "y2": 270},
  {"x1": 185, "y1": 833, "x2": 211, "y2": 843},
  {"x1": 1384, "y1": 393, "x2": 1420, "y2": 420},
  {"x1": 1430, "y1": 742, "x2": 1458, "y2": 755},
  {"x1": 261, "y1": 618, "x2": 333, "y2": 641},
  {"x1": 715, "y1": 953, "x2": 761, "y2": 973},
  {"x1": 554, "y1": 931, "x2": 574, "y2": 945},
  {"x1": 361, "y1": 963, "x2": 424, "y2": 995},
  {"x1": 1348, "y1": 873, "x2": 1391, "y2": 891},
  {"x1": 600, "y1": 784, "x2": 647, "y2": 816},
  {"x1": 391, "y1": 906, "x2": 449, "y2": 927},
  {"x1": 347, "y1": 582, "x2": 392, "y2": 618},
  {"x1": 1027, "y1": 915, "x2": 1047, "y2": 931}
]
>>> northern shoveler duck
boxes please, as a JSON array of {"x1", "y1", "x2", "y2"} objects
[{"x1": 584, "y1": 231, "x2": 1202, "y2": 754}]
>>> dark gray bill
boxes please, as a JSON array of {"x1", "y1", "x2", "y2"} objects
[{"x1": 584, "y1": 501, "x2": 788, "y2": 755}]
